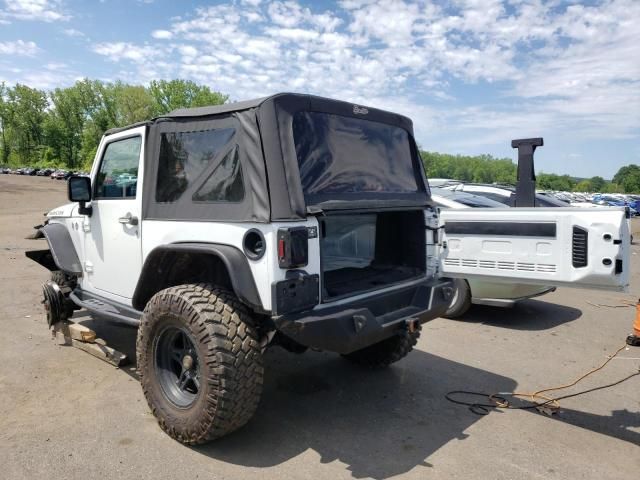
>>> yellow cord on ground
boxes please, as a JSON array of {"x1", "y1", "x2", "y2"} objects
[{"x1": 489, "y1": 343, "x2": 629, "y2": 412}]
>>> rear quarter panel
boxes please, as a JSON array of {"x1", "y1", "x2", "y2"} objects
[{"x1": 141, "y1": 219, "x2": 321, "y2": 312}]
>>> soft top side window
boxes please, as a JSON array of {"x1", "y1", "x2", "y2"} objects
[
  {"x1": 155, "y1": 128, "x2": 237, "y2": 203},
  {"x1": 192, "y1": 146, "x2": 244, "y2": 203}
]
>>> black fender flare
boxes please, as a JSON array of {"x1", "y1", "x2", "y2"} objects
[
  {"x1": 132, "y1": 243, "x2": 263, "y2": 313},
  {"x1": 25, "y1": 223, "x2": 83, "y2": 275}
]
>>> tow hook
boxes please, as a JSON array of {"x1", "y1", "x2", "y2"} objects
[{"x1": 406, "y1": 319, "x2": 420, "y2": 334}]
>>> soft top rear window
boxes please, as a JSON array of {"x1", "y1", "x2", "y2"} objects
[{"x1": 292, "y1": 112, "x2": 421, "y2": 198}]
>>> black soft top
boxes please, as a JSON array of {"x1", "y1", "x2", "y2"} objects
[
  {"x1": 108, "y1": 93, "x2": 414, "y2": 134},
  {"x1": 108, "y1": 93, "x2": 427, "y2": 223}
]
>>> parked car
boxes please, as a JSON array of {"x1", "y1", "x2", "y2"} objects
[
  {"x1": 593, "y1": 194, "x2": 626, "y2": 207},
  {"x1": 51, "y1": 170, "x2": 71, "y2": 180},
  {"x1": 437, "y1": 182, "x2": 570, "y2": 207},
  {"x1": 36, "y1": 168, "x2": 53, "y2": 176},
  {"x1": 431, "y1": 188, "x2": 556, "y2": 317}
]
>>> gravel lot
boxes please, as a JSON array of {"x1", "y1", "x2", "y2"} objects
[{"x1": 1, "y1": 174, "x2": 639, "y2": 480}]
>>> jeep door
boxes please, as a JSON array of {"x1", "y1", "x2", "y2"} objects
[
  {"x1": 82, "y1": 126, "x2": 145, "y2": 301},
  {"x1": 439, "y1": 207, "x2": 630, "y2": 292}
]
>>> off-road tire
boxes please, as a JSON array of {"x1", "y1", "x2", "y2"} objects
[
  {"x1": 443, "y1": 278, "x2": 472, "y2": 319},
  {"x1": 342, "y1": 329, "x2": 420, "y2": 368},
  {"x1": 136, "y1": 284, "x2": 263, "y2": 444}
]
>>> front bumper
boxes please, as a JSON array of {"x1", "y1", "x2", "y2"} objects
[{"x1": 273, "y1": 278, "x2": 453, "y2": 354}]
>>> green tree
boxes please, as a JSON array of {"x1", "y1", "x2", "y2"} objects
[
  {"x1": 589, "y1": 176, "x2": 606, "y2": 191},
  {"x1": 537, "y1": 173, "x2": 576, "y2": 191},
  {"x1": 116, "y1": 83, "x2": 155, "y2": 125},
  {"x1": 612, "y1": 165, "x2": 640, "y2": 193},
  {"x1": 78, "y1": 80, "x2": 119, "y2": 166},
  {"x1": 573, "y1": 179, "x2": 592, "y2": 192},
  {"x1": 0, "y1": 82, "x2": 12, "y2": 164},
  {"x1": 6, "y1": 84, "x2": 48, "y2": 164},
  {"x1": 420, "y1": 151, "x2": 516, "y2": 184},
  {"x1": 602, "y1": 182, "x2": 623, "y2": 193},
  {"x1": 48, "y1": 81, "x2": 94, "y2": 168},
  {"x1": 148, "y1": 79, "x2": 228, "y2": 115}
]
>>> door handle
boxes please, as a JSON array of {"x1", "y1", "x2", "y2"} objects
[{"x1": 118, "y1": 213, "x2": 138, "y2": 226}]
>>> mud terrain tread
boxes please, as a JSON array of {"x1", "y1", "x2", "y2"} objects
[
  {"x1": 342, "y1": 329, "x2": 420, "y2": 368},
  {"x1": 136, "y1": 283, "x2": 263, "y2": 444}
]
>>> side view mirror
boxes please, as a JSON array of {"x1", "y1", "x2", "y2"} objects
[{"x1": 68, "y1": 176, "x2": 92, "y2": 216}]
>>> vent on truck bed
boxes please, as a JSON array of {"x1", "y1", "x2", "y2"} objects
[{"x1": 572, "y1": 226, "x2": 588, "y2": 268}]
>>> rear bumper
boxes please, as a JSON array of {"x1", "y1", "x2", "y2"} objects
[{"x1": 273, "y1": 278, "x2": 453, "y2": 354}]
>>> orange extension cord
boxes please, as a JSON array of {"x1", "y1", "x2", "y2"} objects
[
  {"x1": 446, "y1": 344, "x2": 639, "y2": 415},
  {"x1": 489, "y1": 344, "x2": 630, "y2": 412}
]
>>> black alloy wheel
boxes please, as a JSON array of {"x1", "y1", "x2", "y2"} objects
[{"x1": 154, "y1": 326, "x2": 201, "y2": 408}]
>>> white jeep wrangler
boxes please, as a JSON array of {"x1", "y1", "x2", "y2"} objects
[{"x1": 26, "y1": 93, "x2": 630, "y2": 444}]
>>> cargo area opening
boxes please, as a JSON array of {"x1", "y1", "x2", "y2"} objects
[{"x1": 320, "y1": 210, "x2": 426, "y2": 300}]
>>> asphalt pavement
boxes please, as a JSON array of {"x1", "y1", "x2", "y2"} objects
[{"x1": 1, "y1": 174, "x2": 638, "y2": 480}]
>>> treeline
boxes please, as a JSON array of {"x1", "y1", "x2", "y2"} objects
[
  {"x1": 0, "y1": 79, "x2": 227, "y2": 171},
  {"x1": 0, "y1": 78, "x2": 637, "y2": 193},
  {"x1": 421, "y1": 151, "x2": 640, "y2": 193}
]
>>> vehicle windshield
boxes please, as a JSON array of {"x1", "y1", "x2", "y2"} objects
[
  {"x1": 455, "y1": 194, "x2": 505, "y2": 208},
  {"x1": 292, "y1": 111, "x2": 421, "y2": 199},
  {"x1": 432, "y1": 189, "x2": 505, "y2": 208}
]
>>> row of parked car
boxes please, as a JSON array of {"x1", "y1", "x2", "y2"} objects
[
  {"x1": 0, "y1": 167, "x2": 88, "y2": 178},
  {"x1": 544, "y1": 191, "x2": 640, "y2": 213},
  {"x1": 428, "y1": 180, "x2": 636, "y2": 318},
  {"x1": 429, "y1": 179, "x2": 640, "y2": 215}
]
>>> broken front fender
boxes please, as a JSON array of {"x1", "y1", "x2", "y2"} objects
[{"x1": 25, "y1": 223, "x2": 83, "y2": 275}]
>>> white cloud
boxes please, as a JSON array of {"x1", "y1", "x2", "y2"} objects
[
  {"x1": 267, "y1": 1, "x2": 309, "y2": 28},
  {"x1": 0, "y1": 40, "x2": 39, "y2": 56},
  {"x1": 151, "y1": 29, "x2": 173, "y2": 40},
  {"x1": 62, "y1": 28, "x2": 84, "y2": 37},
  {"x1": 0, "y1": 0, "x2": 69, "y2": 22},
  {"x1": 0, "y1": 60, "x2": 77, "y2": 89},
  {"x1": 92, "y1": 42, "x2": 173, "y2": 84},
  {"x1": 92, "y1": 42, "x2": 159, "y2": 63},
  {"x1": 86, "y1": 0, "x2": 639, "y2": 148},
  {"x1": 178, "y1": 45, "x2": 198, "y2": 58}
]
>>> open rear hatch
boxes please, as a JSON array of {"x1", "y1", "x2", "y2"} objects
[
  {"x1": 291, "y1": 106, "x2": 432, "y2": 301},
  {"x1": 320, "y1": 210, "x2": 426, "y2": 300}
]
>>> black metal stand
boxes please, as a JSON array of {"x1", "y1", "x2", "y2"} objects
[{"x1": 511, "y1": 138, "x2": 543, "y2": 207}]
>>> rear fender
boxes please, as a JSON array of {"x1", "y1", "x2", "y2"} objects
[{"x1": 132, "y1": 243, "x2": 263, "y2": 313}]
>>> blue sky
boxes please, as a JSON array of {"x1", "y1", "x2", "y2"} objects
[{"x1": 0, "y1": 0, "x2": 638, "y2": 178}]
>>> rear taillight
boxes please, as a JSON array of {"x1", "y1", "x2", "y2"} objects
[{"x1": 277, "y1": 227, "x2": 308, "y2": 268}]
